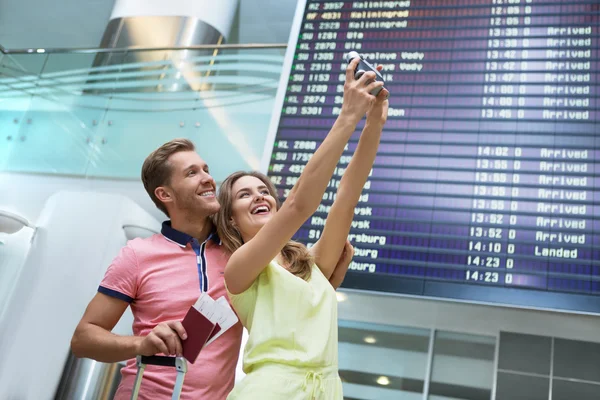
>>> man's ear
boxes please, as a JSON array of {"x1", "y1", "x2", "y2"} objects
[{"x1": 155, "y1": 186, "x2": 173, "y2": 205}]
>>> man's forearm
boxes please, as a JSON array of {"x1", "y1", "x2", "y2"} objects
[
  {"x1": 71, "y1": 323, "x2": 142, "y2": 363},
  {"x1": 329, "y1": 263, "x2": 349, "y2": 289}
]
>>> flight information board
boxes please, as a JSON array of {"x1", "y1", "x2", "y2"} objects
[{"x1": 261, "y1": 0, "x2": 600, "y2": 314}]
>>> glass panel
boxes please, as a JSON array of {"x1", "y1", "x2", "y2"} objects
[
  {"x1": 552, "y1": 378, "x2": 600, "y2": 400},
  {"x1": 0, "y1": 54, "x2": 35, "y2": 171},
  {"x1": 4, "y1": 94, "x2": 99, "y2": 175},
  {"x1": 2, "y1": 54, "x2": 48, "y2": 76},
  {"x1": 498, "y1": 332, "x2": 551, "y2": 375},
  {"x1": 338, "y1": 320, "x2": 430, "y2": 400},
  {"x1": 87, "y1": 48, "x2": 281, "y2": 180},
  {"x1": 1, "y1": 52, "x2": 108, "y2": 174},
  {"x1": 40, "y1": 53, "x2": 97, "y2": 75},
  {"x1": 0, "y1": 46, "x2": 283, "y2": 179},
  {"x1": 495, "y1": 372, "x2": 548, "y2": 400},
  {"x1": 553, "y1": 338, "x2": 600, "y2": 383},
  {"x1": 0, "y1": 115, "x2": 27, "y2": 172},
  {"x1": 427, "y1": 331, "x2": 495, "y2": 400}
]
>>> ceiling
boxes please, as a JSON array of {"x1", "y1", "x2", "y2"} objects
[
  {"x1": 0, "y1": 0, "x2": 298, "y2": 50},
  {"x1": 0, "y1": 0, "x2": 115, "y2": 49},
  {"x1": 235, "y1": 0, "x2": 299, "y2": 44}
]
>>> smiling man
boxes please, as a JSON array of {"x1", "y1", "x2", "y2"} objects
[{"x1": 70, "y1": 139, "x2": 243, "y2": 400}]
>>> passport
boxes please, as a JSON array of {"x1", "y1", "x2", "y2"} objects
[{"x1": 180, "y1": 306, "x2": 217, "y2": 364}]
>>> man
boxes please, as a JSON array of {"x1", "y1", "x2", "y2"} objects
[{"x1": 70, "y1": 138, "x2": 354, "y2": 399}]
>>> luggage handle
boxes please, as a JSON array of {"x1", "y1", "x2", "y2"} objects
[
  {"x1": 140, "y1": 355, "x2": 180, "y2": 367},
  {"x1": 130, "y1": 356, "x2": 188, "y2": 400}
]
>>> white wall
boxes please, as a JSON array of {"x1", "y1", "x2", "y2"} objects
[
  {"x1": 0, "y1": 228, "x2": 34, "y2": 322},
  {"x1": 0, "y1": 171, "x2": 165, "y2": 225},
  {"x1": 0, "y1": 172, "x2": 163, "y2": 344},
  {"x1": 0, "y1": 190, "x2": 160, "y2": 400}
]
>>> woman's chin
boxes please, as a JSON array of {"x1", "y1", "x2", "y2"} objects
[
  {"x1": 255, "y1": 213, "x2": 273, "y2": 224},
  {"x1": 246, "y1": 217, "x2": 271, "y2": 238}
]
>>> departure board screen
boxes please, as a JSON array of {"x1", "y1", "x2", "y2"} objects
[{"x1": 261, "y1": 0, "x2": 600, "y2": 314}]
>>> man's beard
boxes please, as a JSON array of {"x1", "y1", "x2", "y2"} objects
[{"x1": 174, "y1": 191, "x2": 220, "y2": 219}]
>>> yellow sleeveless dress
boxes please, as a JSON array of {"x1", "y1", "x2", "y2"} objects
[{"x1": 226, "y1": 260, "x2": 343, "y2": 399}]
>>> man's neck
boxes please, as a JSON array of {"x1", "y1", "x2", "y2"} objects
[{"x1": 169, "y1": 215, "x2": 213, "y2": 242}]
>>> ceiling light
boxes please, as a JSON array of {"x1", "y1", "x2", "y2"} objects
[
  {"x1": 376, "y1": 376, "x2": 390, "y2": 386},
  {"x1": 364, "y1": 336, "x2": 377, "y2": 344}
]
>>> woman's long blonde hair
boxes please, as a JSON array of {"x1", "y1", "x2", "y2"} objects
[{"x1": 214, "y1": 171, "x2": 313, "y2": 281}]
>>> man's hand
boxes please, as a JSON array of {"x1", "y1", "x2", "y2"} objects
[
  {"x1": 365, "y1": 65, "x2": 390, "y2": 127},
  {"x1": 340, "y1": 57, "x2": 385, "y2": 123},
  {"x1": 329, "y1": 240, "x2": 355, "y2": 289},
  {"x1": 339, "y1": 240, "x2": 354, "y2": 268},
  {"x1": 137, "y1": 321, "x2": 188, "y2": 357},
  {"x1": 71, "y1": 293, "x2": 190, "y2": 363}
]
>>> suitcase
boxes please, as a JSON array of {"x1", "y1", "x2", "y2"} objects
[{"x1": 130, "y1": 355, "x2": 188, "y2": 400}]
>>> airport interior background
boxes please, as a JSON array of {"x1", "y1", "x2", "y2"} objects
[{"x1": 1, "y1": 0, "x2": 600, "y2": 399}]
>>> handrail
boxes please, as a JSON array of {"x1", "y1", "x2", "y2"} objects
[{"x1": 0, "y1": 43, "x2": 287, "y2": 55}]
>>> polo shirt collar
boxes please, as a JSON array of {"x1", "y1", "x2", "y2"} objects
[{"x1": 161, "y1": 220, "x2": 219, "y2": 247}]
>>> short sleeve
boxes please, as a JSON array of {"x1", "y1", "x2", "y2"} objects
[
  {"x1": 225, "y1": 276, "x2": 259, "y2": 326},
  {"x1": 98, "y1": 244, "x2": 139, "y2": 303}
]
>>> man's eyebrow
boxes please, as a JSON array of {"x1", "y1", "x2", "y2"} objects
[{"x1": 183, "y1": 163, "x2": 209, "y2": 172}]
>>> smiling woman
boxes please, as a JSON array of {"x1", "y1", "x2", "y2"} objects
[
  {"x1": 230, "y1": 175, "x2": 276, "y2": 238},
  {"x1": 215, "y1": 170, "x2": 314, "y2": 280},
  {"x1": 213, "y1": 57, "x2": 390, "y2": 400}
]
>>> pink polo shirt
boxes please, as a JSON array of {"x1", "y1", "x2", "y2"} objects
[{"x1": 98, "y1": 221, "x2": 242, "y2": 400}]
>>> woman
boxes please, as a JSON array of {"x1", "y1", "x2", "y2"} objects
[{"x1": 216, "y1": 58, "x2": 389, "y2": 399}]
